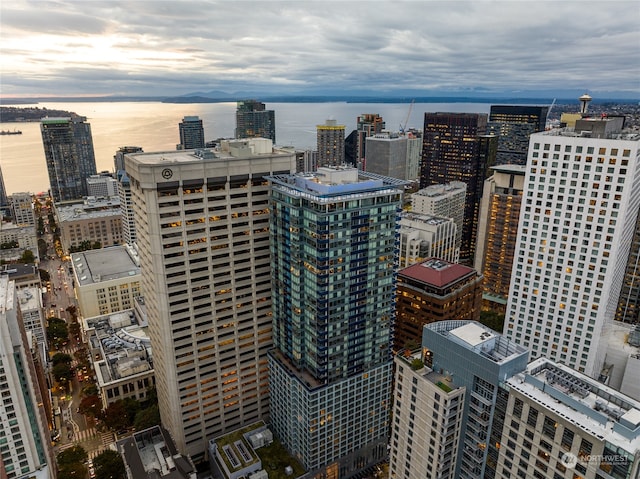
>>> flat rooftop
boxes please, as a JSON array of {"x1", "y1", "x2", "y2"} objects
[
  {"x1": 72, "y1": 246, "x2": 140, "y2": 286},
  {"x1": 17, "y1": 287, "x2": 39, "y2": 312},
  {"x1": 399, "y1": 258, "x2": 476, "y2": 288},
  {"x1": 399, "y1": 212, "x2": 451, "y2": 226}
]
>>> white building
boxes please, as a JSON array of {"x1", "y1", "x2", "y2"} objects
[
  {"x1": 9, "y1": 192, "x2": 35, "y2": 227},
  {"x1": 365, "y1": 132, "x2": 422, "y2": 181},
  {"x1": 87, "y1": 173, "x2": 119, "y2": 198},
  {"x1": 124, "y1": 139, "x2": 296, "y2": 461},
  {"x1": 504, "y1": 119, "x2": 640, "y2": 377},
  {"x1": 411, "y1": 182, "x2": 467, "y2": 252},
  {"x1": 71, "y1": 245, "x2": 141, "y2": 318},
  {"x1": 0, "y1": 276, "x2": 54, "y2": 479},
  {"x1": 398, "y1": 211, "x2": 459, "y2": 266},
  {"x1": 0, "y1": 222, "x2": 38, "y2": 262}
]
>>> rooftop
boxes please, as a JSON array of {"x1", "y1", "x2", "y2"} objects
[
  {"x1": 56, "y1": 197, "x2": 121, "y2": 222},
  {"x1": 17, "y1": 287, "x2": 39, "y2": 312},
  {"x1": 508, "y1": 358, "x2": 640, "y2": 450},
  {"x1": 398, "y1": 258, "x2": 476, "y2": 288},
  {"x1": 491, "y1": 164, "x2": 526, "y2": 175},
  {"x1": 399, "y1": 211, "x2": 452, "y2": 226},
  {"x1": 72, "y1": 245, "x2": 140, "y2": 286},
  {"x1": 413, "y1": 182, "x2": 467, "y2": 198}
]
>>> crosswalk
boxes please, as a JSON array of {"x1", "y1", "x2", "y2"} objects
[
  {"x1": 55, "y1": 428, "x2": 113, "y2": 457},
  {"x1": 58, "y1": 345, "x2": 78, "y2": 356},
  {"x1": 100, "y1": 431, "x2": 113, "y2": 446}
]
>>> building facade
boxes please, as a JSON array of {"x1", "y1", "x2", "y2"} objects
[
  {"x1": 124, "y1": 139, "x2": 295, "y2": 461},
  {"x1": 474, "y1": 165, "x2": 526, "y2": 312},
  {"x1": 268, "y1": 167, "x2": 403, "y2": 477},
  {"x1": 398, "y1": 212, "x2": 459, "y2": 267},
  {"x1": 114, "y1": 146, "x2": 143, "y2": 172},
  {"x1": 504, "y1": 120, "x2": 640, "y2": 376},
  {"x1": 56, "y1": 197, "x2": 123, "y2": 253},
  {"x1": 40, "y1": 116, "x2": 97, "y2": 202},
  {"x1": 420, "y1": 113, "x2": 496, "y2": 263},
  {"x1": 86, "y1": 173, "x2": 119, "y2": 198},
  {"x1": 615, "y1": 207, "x2": 640, "y2": 324},
  {"x1": 178, "y1": 116, "x2": 205, "y2": 150},
  {"x1": 117, "y1": 170, "x2": 137, "y2": 246},
  {"x1": 8, "y1": 193, "x2": 35, "y2": 227},
  {"x1": 317, "y1": 119, "x2": 346, "y2": 167},
  {"x1": 487, "y1": 105, "x2": 549, "y2": 166},
  {"x1": 394, "y1": 259, "x2": 482, "y2": 351},
  {"x1": 235, "y1": 100, "x2": 276, "y2": 143},
  {"x1": 356, "y1": 113, "x2": 385, "y2": 169},
  {"x1": 365, "y1": 132, "x2": 423, "y2": 181}
]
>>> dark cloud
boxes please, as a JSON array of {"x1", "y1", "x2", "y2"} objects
[{"x1": 1, "y1": 0, "x2": 639, "y2": 97}]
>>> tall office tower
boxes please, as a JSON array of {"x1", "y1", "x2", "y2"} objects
[
  {"x1": 498, "y1": 358, "x2": 640, "y2": 479},
  {"x1": 317, "y1": 119, "x2": 346, "y2": 167},
  {"x1": 0, "y1": 276, "x2": 54, "y2": 479},
  {"x1": 487, "y1": 105, "x2": 549, "y2": 166},
  {"x1": 390, "y1": 351, "x2": 466, "y2": 479},
  {"x1": 235, "y1": 100, "x2": 276, "y2": 143},
  {"x1": 365, "y1": 132, "x2": 423, "y2": 181},
  {"x1": 117, "y1": 170, "x2": 136, "y2": 246},
  {"x1": 474, "y1": 165, "x2": 526, "y2": 312},
  {"x1": 398, "y1": 212, "x2": 459, "y2": 266},
  {"x1": 177, "y1": 116, "x2": 205, "y2": 150},
  {"x1": 292, "y1": 149, "x2": 318, "y2": 173},
  {"x1": 268, "y1": 167, "x2": 404, "y2": 477},
  {"x1": 8, "y1": 192, "x2": 35, "y2": 227},
  {"x1": 356, "y1": 113, "x2": 385, "y2": 169},
  {"x1": 114, "y1": 146, "x2": 143, "y2": 172},
  {"x1": 87, "y1": 172, "x2": 119, "y2": 197},
  {"x1": 505, "y1": 116, "x2": 640, "y2": 377},
  {"x1": 412, "y1": 182, "x2": 467, "y2": 254},
  {"x1": 394, "y1": 259, "x2": 482, "y2": 351},
  {"x1": 616, "y1": 209, "x2": 640, "y2": 324},
  {"x1": 124, "y1": 139, "x2": 295, "y2": 462},
  {"x1": 419, "y1": 320, "x2": 528, "y2": 479},
  {"x1": 420, "y1": 112, "x2": 496, "y2": 264},
  {"x1": 40, "y1": 116, "x2": 97, "y2": 202},
  {"x1": 0, "y1": 165, "x2": 9, "y2": 218}
]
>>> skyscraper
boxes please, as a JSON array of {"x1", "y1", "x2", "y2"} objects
[
  {"x1": 487, "y1": 105, "x2": 549, "y2": 166},
  {"x1": 504, "y1": 115, "x2": 640, "y2": 376},
  {"x1": 317, "y1": 119, "x2": 346, "y2": 167},
  {"x1": 474, "y1": 165, "x2": 526, "y2": 312},
  {"x1": 0, "y1": 276, "x2": 55, "y2": 479},
  {"x1": 114, "y1": 146, "x2": 143, "y2": 172},
  {"x1": 420, "y1": 113, "x2": 496, "y2": 263},
  {"x1": 616, "y1": 208, "x2": 640, "y2": 324},
  {"x1": 235, "y1": 100, "x2": 276, "y2": 143},
  {"x1": 177, "y1": 116, "x2": 205, "y2": 150},
  {"x1": 356, "y1": 113, "x2": 385, "y2": 169},
  {"x1": 0, "y1": 165, "x2": 9, "y2": 218},
  {"x1": 268, "y1": 167, "x2": 404, "y2": 477},
  {"x1": 40, "y1": 116, "x2": 97, "y2": 202},
  {"x1": 365, "y1": 132, "x2": 422, "y2": 181},
  {"x1": 124, "y1": 139, "x2": 296, "y2": 461}
]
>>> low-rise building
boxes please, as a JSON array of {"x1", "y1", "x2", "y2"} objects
[
  {"x1": 71, "y1": 245, "x2": 141, "y2": 317},
  {"x1": 398, "y1": 212, "x2": 459, "y2": 266},
  {"x1": 0, "y1": 222, "x2": 38, "y2": 262}
]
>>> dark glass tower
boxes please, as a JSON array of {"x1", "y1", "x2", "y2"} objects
[
  {"x1": 235, "y1": 100, "x2": 276, "y2": 142},
  {"x1": 40, "y1": 116, "x2": 97, "y2": 202},
  {"x1": 268, "y1": 167, "x2": 404, "y2": 477},
  {"x1": 487, "y1": 105, "x2": 548, "y2": 166},
  {"x1": 420, "y1": 112, "x2": 495, "y2": 264},
  {"x1": 177, "y1": 116, "x2": 205, "y2": 150}
]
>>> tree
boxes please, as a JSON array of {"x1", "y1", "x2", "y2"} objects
[
  {"x1": 134, "y1": 404, "x2": 161, "y2": 431},
  {"x1": 479, "y1": 310, "x2": 505, "y2": 333},
  {"x1": 39, "y1": 267, "x2": 50, "y2": 282},
  {"x1": 51, "y1": 352, "x2": 72, "y2": 366},
  {"x1": 93, "y1": 449, "x2": 126, "y2": 479},
  {"x1": 79, "y1": 394, "x2": 103, "y2": 419},
  {"x1": 38, "y1": 238, "x2": 48, "y2": 257},
  {"x1": 57, "y1": 445, "x2": 88, "y2": 479},
  {"x1": 46, "y1": 318, "x2": 68, "y2": 348},
  {"x1": 82, "y1": 384, "x2": 98, "y2": 397},
  {"x1": 20, "y1": 249, "x2": 35, "y2": 263},
  {"x1": 52, "y1": 362, "x2": 73, "y2": 384},
  {"x1": 103, "y1": 401, "x2": 130, "y2": 431}
]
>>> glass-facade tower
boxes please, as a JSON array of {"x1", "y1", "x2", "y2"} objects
[{"x1": 268, "y1": 167, "x2": 404, "y2": 478}]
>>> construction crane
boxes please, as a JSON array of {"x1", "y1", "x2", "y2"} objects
[
  {"x1": 399, "y1": 99, "x2": 415, "y2": 134},
  {"x1": 546, "y1": 98, "x2": 556, "y2": 127}
]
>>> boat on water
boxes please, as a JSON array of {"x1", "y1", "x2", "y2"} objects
[{"x1": 0, "y1": 129, "x2": 22, "y2": 135}]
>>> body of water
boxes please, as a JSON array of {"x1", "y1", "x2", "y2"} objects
[{"x1": 0, "y1": 101, "x2": 492, "y2": 195}]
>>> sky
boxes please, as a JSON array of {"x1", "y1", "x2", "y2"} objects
[{"x1": 1, "y1": 1, "x2": 639, "y2": 99}]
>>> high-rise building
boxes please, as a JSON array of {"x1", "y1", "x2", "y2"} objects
[
  {"x1": 394, "y1": 259, "x2": 482, "y2": 351},
  {"x1": 487, "y1": 105, "x2": 549, "y2": 166},
  {"x1": 398, "y1": 212, "x2": 459, "y2": 266},
  {"x1": 40, "y1": 116, "x2": 97, "y2": 202},
  {"x1": 0, "y1": 276, "x2": 55, "y2": 479},
  {"x1": 235, "y1": 100, "x2": 276, "y2": 143},
  {"x1": 114, "y1": 146, "x2": 143, "y2": 172},
  {"x1": 391, "y1": 350, "x2": 466, "y2": 479},
  {"x1": 616, "y1": 208, "x2": 640, "y2": 324},
  {"x1": 474, "y1": 165, "x2": 526, "y2": 312},
  {"x1": 498, "y1": 358, "x2": 640, "y2": 479},
  {"x1": 365, "y1": 131, "x2": 422, "y2": 181},
  {"x1": 124, "y1": 139, "x2": 295, "y2": 461},
  {"x1": 317, "y1": 119, "x2": 346, "y2": 167},
  {"x1": 177, "y1": 116, "x2": 205, "y2": 150},
  {"x1": 356, "y1": 113, "x2": 385, "y2": 169},
  {"x1": 420, "y1": 113, "x2": 496, "y2": 263},
  {"x1": 117, "y1": 170, "x2": 136, "y2": 246},
  {"x1": 504, "y1": 115, "x2": 640, "y2": 376},
  {"x1": 8, "y1": 192, "x2": 35, "y2": 227},
  {"x1": 0, "y1": 165, "x2": 9, "y2": 218},
  {"x1": 412, "y1": 182, "x2": 467, "y2": 254},
  {"x1": 87, "y1": 172, "x2": 119, "y2": 198},
  {"x1": 268, "y1": 167, "x2": 404, "y2": 477},
  {"x1": 414, "y1": 320, "x2": 528, "y2": 479}
]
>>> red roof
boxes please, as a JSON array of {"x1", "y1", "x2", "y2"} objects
[{"x1": 399, "y1": 258, "x2": 476, "y2": 287}]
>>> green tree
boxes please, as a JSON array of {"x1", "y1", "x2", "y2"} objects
[
  {"x1": 46, "y1": 318, "x2": 68, "y2": 348},
  {"x1": 51, "y1": 352, "x2": 72, "y2": 366},
  {"x1": 57, "y1": 444, "x2": 87, "y2": 467},
  {"x1": 79, "y1": 394, "x2": 103, "y2": 419},
  {"x1": 93, "y1": 449, "x2": 126, "y2": 479},
  {"x1": 20, "y1": 249, "x2": 35, "y2": 263},
  {"x1": 133, "y1": 404, "x2": 161, "y2": 431},
  {"x1": 38, "y1": 267, "x2": 50, "y2": 282},
  {"x1": 52, "y1": 362, "x2": 73, "y2": 383},
  {"x1": 121, "y1": 397, "x2": 141, "y2": 424},
  {"x1": 57, "y1": 462, "x2": 87, "y2": 479},
  {"x1": 82, "y1": 384, "x2": 98, "y2": 397},
  {"x1": 103, "y1": 401, "x2": 130, "y2": 431},
  {"x1": 479, "y1": 310, "x2": 505, "y2": 333}
]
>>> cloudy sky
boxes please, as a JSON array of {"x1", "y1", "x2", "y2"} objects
[{"x1": 1, "y1": 1, "x2": 639, "y2": 98}]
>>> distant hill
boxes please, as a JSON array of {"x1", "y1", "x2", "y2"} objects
[{"x1": 1, "y1": 106, "x2": 79, "y2": 122}]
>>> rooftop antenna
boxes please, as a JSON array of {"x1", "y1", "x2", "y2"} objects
[{"x1": 579, "y1": 93, "x2": 592, "y2": 115}]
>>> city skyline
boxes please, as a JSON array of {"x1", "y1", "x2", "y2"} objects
[{"x1": 1, "y1": 1, "x2": 639, "y2": 99}]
